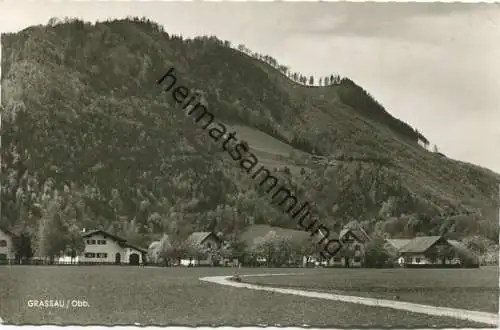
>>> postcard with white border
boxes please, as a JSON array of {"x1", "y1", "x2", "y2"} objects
[{"x1": 1, "y1": 0, "x2": 499, "y2": 328}]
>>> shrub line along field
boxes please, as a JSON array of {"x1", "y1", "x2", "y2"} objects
[
  {"x1": 0, "y1": 266, "x2": 498, "y2": 327},
  {"x1": 201, "y1": 273, "x2": 498, "y2": 326}
]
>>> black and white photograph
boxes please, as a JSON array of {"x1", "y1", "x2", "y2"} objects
[{"x1": 0, "y1": 1, "x2": 499, "y2": 328}]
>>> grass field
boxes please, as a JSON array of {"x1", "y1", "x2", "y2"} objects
[
  {"x1": 226, "y1": 125, "x2": 299, "y2": 157},
  {"x1": 242, "y1": 266, "x2": 500, "y2": 314},
  {"x1": 0, "y1": 266, "x2": 497, "y2": 327},
  {"x1": 224, "y1": 124, "x2": 309, "y2": 175}
]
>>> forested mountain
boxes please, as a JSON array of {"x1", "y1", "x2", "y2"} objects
[{"x1": 1, "y1": 17, "x2": 499, "y2": 258}]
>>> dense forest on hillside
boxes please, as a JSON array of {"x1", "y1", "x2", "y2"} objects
[{"x1": 1, "y1": 17, "x2": 499, "y2": 260}]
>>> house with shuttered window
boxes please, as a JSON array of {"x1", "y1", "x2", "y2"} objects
[
  {"x1": 58, "y1": 229, "x2": 147, "y2": 265},
  {"x1": 327, "y1": 225, "x2": 371, "y2": 268}
]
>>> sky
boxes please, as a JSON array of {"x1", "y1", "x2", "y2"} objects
[{"x1": 1, "y1": 1, "x2": 499, "y2": 173}]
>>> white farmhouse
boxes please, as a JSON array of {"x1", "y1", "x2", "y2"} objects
[
  {"x1": 58, "y1": 229, "x2": 147, "y2": 265},
  {"x1": 0, "y1": 226, "x2": 15, "y2": 263}
]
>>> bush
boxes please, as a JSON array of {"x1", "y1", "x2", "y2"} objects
[
  {"x1": 456, "y1": 249, "x2": 479, "y2": 268},
  {"x1": 363, "y1": 238, "x2": 393, "y2": 268}
]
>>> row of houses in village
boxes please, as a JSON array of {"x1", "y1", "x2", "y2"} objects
[
  {"x1": 0, "y1": 226, "x2": 226, "y2": 266},
  {"x1": 0, "y1": 223, "x2": 482, "y2": 267},
  {"x1": 0, "y1": 227, "x2": 149, "y2": 265},
  {"x1": 145, "y1": 224, "x2": 481, "y2": 268}
]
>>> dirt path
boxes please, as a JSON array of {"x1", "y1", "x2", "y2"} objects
[{"x1": 199, "y1": 273, "x2": 499, "y2": 326}]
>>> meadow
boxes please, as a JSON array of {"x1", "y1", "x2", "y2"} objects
[
  {"x1": 242, "y1": 266, "x2": 500, "y2": 313},
  {"x1": 0, "y1": 265, "x2": 497, "y2": 327},
  {"x1": 224, "y1": 124, "x2": 311, "y2": 176}
]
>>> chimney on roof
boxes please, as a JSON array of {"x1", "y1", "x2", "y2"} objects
[{"x1": 82, "y1": 228, "x2": 86, "y2": 233}]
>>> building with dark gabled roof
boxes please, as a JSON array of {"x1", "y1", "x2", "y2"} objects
[
  {"x1": 327, "y1": 224, "x2": 371, "y2": 268},
  {"x1": 82, "y1": 229, "x2": 127, "y2": 244},
  {"x1": 389, "y1": 235, "x2": 478, "y2": 268},
  {"x1": 58, "y1": 229, "x2": 147, "y2": 265},
  {"x1": 185, "y1": 232, "x2": 222, "y2": 250},
  {"x1": 181, "y1": 231, "x2": 222, "y2": 266}
]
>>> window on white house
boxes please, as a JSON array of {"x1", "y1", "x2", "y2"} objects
[
  {"x1": 84, "y1": 253, "x2": 96, "y2": 258},
  {"x1": 354, "y1": 245, "x2": 361, "y2": 251},
  {"x1": 0, "y1": 253, "x2": 7, "y2": 260},
  {"x1": 207, "y1": 242, "x2": 212, "y2": 249},
  {"x1": 415, "y1": 258, "x2": 421, "y2": 263},
  {"x1": 0, "y1": 240, "x2": 7, "y2": 247},
  {"x1": 91, "y1": 240, "x2": 96, "y2": 244},
  {"x1": 97, "y1": 240, "x2": 106, "y2": 245},
  {"x1": 333, "y1": 257, "x2": 341, "y2": 262},
  {"x1": 353, "y1": 257, "x2": 361, "y2": 262}
]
